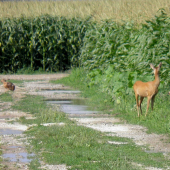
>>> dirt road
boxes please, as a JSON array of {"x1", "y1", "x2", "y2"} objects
[{"x1": 0, "y1": 74, "x2": 170, "y2": 170}]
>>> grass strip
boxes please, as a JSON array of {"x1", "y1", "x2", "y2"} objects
[{"x1": 13, "y1": 89, "x2": 170, "y2": 169}]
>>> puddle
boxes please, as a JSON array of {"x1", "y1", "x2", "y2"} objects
[
  {"x1": 0, "y1": 129, "x2": 35, "y2": 164},
  {"x1": 61, "y1": 104, "x2": 98, "y2": 115},
  {"x1": 3, "y1": 152, "x2": 35, "y2": 163},
  {"x1": 48, "y1": 99, "x2": 98, "y2": 115},
  {"x1": 39, "y1": 89, "x2": 81, "y2": 94},
  {"x1": 44, "y1": 90, "x2": 99, "y2": 117},
  {"x1": 0, "y1": 127, "x2": 34, "y2": 164},
  {"x1": 47, "y1": 100, "x2": 72, "y2": 104},
  {"x1": 46, "y1": 98, "x2": 85, "y2": 105},
  {"x1": 9, "y1": 146, "x2": 23, "y2": 149},
  {"x1": 0, "y1": 129, "x2": 23, "y2": 135}
]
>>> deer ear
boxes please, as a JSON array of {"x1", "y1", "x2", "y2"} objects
[
  {"x1": 150, "y1": 63, "x2": 155, "y2": 69},
  {"x1": 159, "y1": 62, "x2": 162, "y2": 68}
]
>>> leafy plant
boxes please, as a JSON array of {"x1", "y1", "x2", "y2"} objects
[{"x1": 80, "y1": 9, "x2": 170, "y2": 85}]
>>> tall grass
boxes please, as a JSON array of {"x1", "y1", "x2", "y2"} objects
[{"x1": 0, "y1": 0, "x2": 170, "y2": 23}]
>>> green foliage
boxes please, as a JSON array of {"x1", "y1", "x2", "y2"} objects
[
  {"x1": 80, "y1": 20, "x2": 135, "y2": 72},
  {"x1": 86, "y1": 65, "x2": 155, "y2": 104},
  {"x1": 0, "y1": 15, "x2": 90, "y2": 73},
  {"x1": 80, "y1": 9, "x2": 170, "y2": 84},
  {"x1": 77, "y1": 10, "x2": 170, "y2": 131}
]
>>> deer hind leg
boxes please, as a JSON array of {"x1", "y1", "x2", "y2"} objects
[
  {"x1": 135, "y1": 93, "x2": 140, "y2": 117},
  {"x1": 145, "y1": 96, "x2": 152, "y2": 116},
  {"x1": 139, "y1": 96, "x2": 144, "y2": 115}
]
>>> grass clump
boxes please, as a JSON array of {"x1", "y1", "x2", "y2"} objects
[
  {"x1": 12, "y1": 95, "x2": 47, "y2": 115},
  {"x1": 0, "y1": 92, "x2": 13, "y2": 102}
]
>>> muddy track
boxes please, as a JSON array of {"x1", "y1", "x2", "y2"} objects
[{"x1": 0, "y1": 74, "x2": 170, "y2": 170}]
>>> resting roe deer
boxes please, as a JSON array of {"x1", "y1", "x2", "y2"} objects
[
  {"x1": 133, "y1": 62, "x2": 162, "y2": 117},
  {"x1": 1, "y1": 79, "x2": 15, "y2": 91}
]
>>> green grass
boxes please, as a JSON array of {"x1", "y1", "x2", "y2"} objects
[
  {"x1": 26, "y1": 123, "x2": 168, "y2": 170},
  {"x1": 0, "y1": 92, "x2": 13, "y2": 102},
  {"x1": 13, "y1": 95, "x2": 69, "y2": 125},
  {"x1": 13, "y1": 95, "x2": 47, "y2": 115},
  {"x1": 12, "y1": 88, "x2": 170, "y2": 170},
  {"x1": 51, "y1": 68, "x2": 170, "y2": 135}
]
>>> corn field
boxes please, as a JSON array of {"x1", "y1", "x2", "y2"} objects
[
  {"x1": 0, "y1": 15, "x2": 90, "y2": 73},
  {"x1": 0, "y1": 9, "x2": 170, "y2": 85}
]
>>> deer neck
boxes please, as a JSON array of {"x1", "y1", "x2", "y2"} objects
[{"x1": 153, "y1": 71, "x2": 160, "y2": 88}]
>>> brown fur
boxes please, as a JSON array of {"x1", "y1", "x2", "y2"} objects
[
  {"x1": 133, "y1": 63, "x2": 162, "y2": 117},
  {"x1": 1, "y1": 79, "x2": 15, "y2": 91}
]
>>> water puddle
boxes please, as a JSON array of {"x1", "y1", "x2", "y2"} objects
[
  {"x1": 47, "y1": 90, "x2": 81, "y2": 94},
  {"x1": 1, "y1": 128, "x2": 36, "y2": 164},
  {"x1": 47, "y1": 98, "x2": 98, "y2": 115},
  {"x1": 9, "y1": 146, "x2": 23, "y2": 149},
  {"x1": 60, "y1": 104, "x2": 98, "y2": 115},
  {"x1": 0, "y1": 128, "x2": 35, "y2": 164},
  {"x1": 3, "y1": 152, "x2": 35, "y2": 163},
  {"x1": 46, "y1": 99, "x2": 72, "y2": 104},
  {"x1": 0, "y1": 129, "x2": 23, "y2": 135},
  {"x1": 38, "y1": 89, "x2": 81, "y2": 95},
  {"x1": 45, "y1": 90, "x2": 100, "y2": 117}
]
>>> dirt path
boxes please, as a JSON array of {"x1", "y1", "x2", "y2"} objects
[
  {"x1": 0, "y1": 74, "x2": 170, "y2": 170},
  {"x1": 0, "y1": 74, "x2": 69, "y2": 170}
]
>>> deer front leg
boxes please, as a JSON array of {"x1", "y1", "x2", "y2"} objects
[{"x1": 151, "y1": 90, "x2": 158, "y2": 110}]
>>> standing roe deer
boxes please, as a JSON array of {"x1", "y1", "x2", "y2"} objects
[{"x1": 133, "y1": 62, "x2": 162, "y2": 117}]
